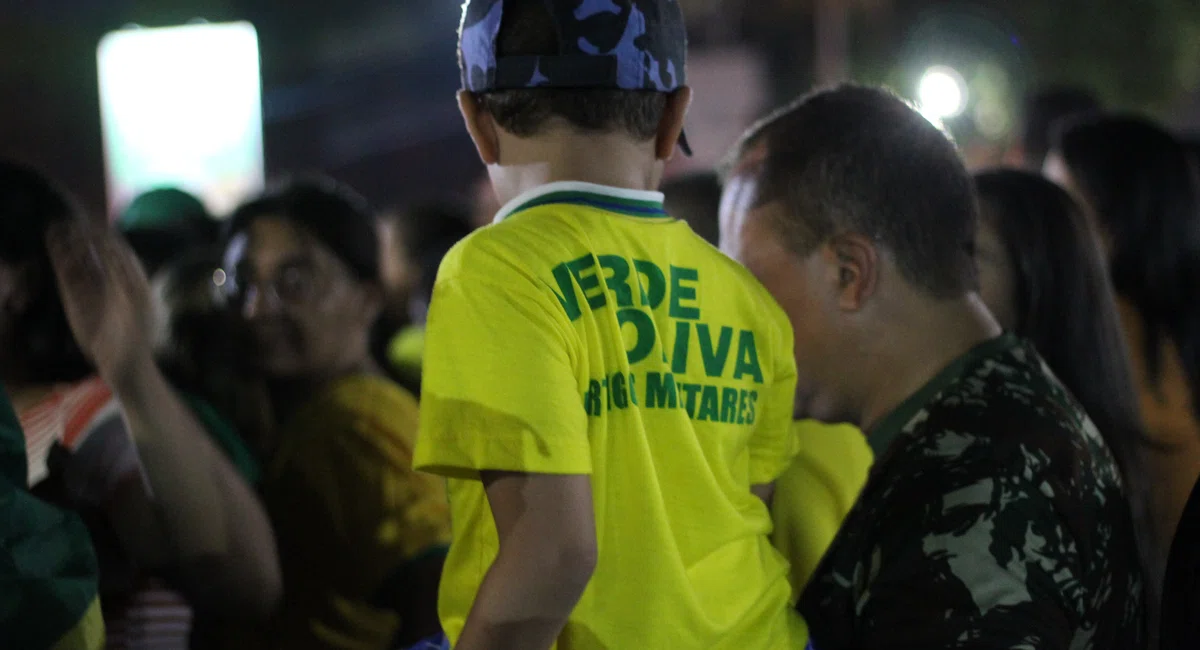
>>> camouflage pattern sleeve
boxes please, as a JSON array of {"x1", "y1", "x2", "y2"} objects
[{"x1": 853, "y1": 464, "x2": 1083, "y2": 649}]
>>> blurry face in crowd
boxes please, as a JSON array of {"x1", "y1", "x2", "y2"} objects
[
  {"x1": 973, "y1": 213, "x2": 1018, "y2": 331},
  {"x1": 377, "y1": 216, "x2": 416, "y2": 321},
  {"x1": 223, "y1": 216, "x2": 380, "y2": 377},
  {"x1": 720, "y1": 165, "x2": 850, "y2": 422}
]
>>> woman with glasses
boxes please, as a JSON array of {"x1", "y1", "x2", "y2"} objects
[{"x1": 221, "y1": 177, "x2": 450, "y2": 650}]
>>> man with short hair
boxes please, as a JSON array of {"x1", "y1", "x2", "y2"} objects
[
  {"x1": 720, "y1": 84, "x2": 1144, "y2": 649},
  {"x1": 413, "y1": 1, "x2": 808, "y2": 649}
]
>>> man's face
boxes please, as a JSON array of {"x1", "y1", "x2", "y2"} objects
[
  {"x1": 720, "y1": 169, "x2": 847, "y2": 422},
  {"x1": 222, "y1": 216, "x2": 377, "y2": 377}
]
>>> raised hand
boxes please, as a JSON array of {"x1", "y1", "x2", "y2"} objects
[{"x1": 45, "y1": 220, "x2": 155, "y2": 379}]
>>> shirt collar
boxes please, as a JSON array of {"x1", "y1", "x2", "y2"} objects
[
  {"x1": 867, "y1": 332, "x2": 1019, "y2": 457},
  {"x1": 493, "y1": 181, "x2": 669, "y2": 224}
]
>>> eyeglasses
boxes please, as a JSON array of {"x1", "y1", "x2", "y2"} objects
[{"x1": 221, "y1": 260, "x2": 326, "y2": 311}]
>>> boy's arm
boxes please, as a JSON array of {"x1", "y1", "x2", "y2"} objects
[{"x1": 456, "y1": 471, "x2": 597, "y2": 650}]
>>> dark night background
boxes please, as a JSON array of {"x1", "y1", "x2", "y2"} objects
[{"x1": 4, "y1": 0, "x2": 1200, "y2": 214}]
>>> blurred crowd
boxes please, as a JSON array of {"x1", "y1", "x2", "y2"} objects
[{"x1": 7, "y1": 1, "x2": 1200, "y2": 650}]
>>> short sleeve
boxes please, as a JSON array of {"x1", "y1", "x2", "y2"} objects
[
  {"x1": 855, "y1": 475, "x2": 1078, "y2": 649},
  {"x1": 747, "y1": 315, "x2": 799, "y2": 485},
  {"x1": 414, "y1": 266, "x2": 590, "y2": 479}
]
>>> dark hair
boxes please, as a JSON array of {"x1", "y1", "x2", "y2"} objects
[
  {"x1": 1055, "y1": 115, "x2": 1200, "y2": 421},
  {"x1": 226, "y1": 176, "x2": 380, "y2": 283},
  {"x1": 124, "y1": 226, "x2": 218, "y2": 278},
  {"x1": 975, "y1": 169, "x2": 1144, "y2": 467},
  {"x1": 401, "y1": 202, "x2": 474, "y2": 305},
  {"x1": 662, "y1": 171, "x2": 721, "y2": 246},
  {"x1": 0, "y1": 161, "x2": 93, "y2": 384},
  {"x1": 121, "y1": 187, "x2": 219, "y2": 277},
  {"x1": 728, "y1": 84, "x2": 979, "y2": 298},
  {"x1": 973, "y1": 167, "x2": 1159, "y2": 630},
  {"x1": 470, "y1": 0, "x2": 666, "y2": 140},
  {"x1": 1021, "y1": 86, "x2": 1101, "y2": 168}
]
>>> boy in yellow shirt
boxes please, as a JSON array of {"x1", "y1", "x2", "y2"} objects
[{"x1": 413, "y1": 1, "x2": 808, "y2": 648}]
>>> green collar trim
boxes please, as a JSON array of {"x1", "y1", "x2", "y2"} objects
[
  {"x1": 867, "y1": 332, "x2": 1018, "y2": 457},
  {"x1": 493, "y1": 181, "x2": 670, "y2": 223}
]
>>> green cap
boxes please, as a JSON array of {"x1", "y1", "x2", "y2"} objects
[{"x1": 119, "y1": 187, "x2": 210, "y2": 230}]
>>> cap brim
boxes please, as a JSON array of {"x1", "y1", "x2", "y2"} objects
[{"x1": 678, "y1": 129, "x2": 693, "y2": 157}]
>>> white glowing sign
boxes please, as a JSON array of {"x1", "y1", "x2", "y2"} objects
[{"x1": 97, "y1": 21, "x2": 264, "y2": 218}]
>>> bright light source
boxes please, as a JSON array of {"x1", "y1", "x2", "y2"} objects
[
  {"x1": 917, "y1": 65, "x2": 967, "y2": 122},
  {"x1": 97, "y1": 22, "x2": 264, "y2": 218}
]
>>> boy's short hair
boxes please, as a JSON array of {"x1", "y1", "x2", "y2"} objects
[
  {"x1": 460, "y1": 0, "x2": 680, "y2": 143},
  {"x1": 728, "y1": 84, "x2": 979, "y2": 299}
]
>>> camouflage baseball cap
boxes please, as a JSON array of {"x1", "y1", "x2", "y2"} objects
[{"x1": 459, "y1": 0, "x2": 692, "y2": 155}]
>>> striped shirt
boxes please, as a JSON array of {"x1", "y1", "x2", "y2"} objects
[{"x1": 20, "y1": 377, "x2": 193, "y2": 650}]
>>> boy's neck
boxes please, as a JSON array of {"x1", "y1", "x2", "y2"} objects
[{"x1": 491, "y1": 129, "x2": 665, "y2": 206}]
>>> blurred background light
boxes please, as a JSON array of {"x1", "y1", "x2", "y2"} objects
[
  {"x1": 918, "y1": 65, "x2": 968, "y2": 122},
  {"x1": 97, "y1": 21, "x2": 265, "y2": 218}
]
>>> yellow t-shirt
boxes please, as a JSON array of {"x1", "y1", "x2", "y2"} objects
[
  {"x1": 414, "y1": 181, "x2": 807, "y2": 649},
  {"x1": 265, "y1": 374, "x2": 451, "y2": 650},
  {"x1": 771, "y1": 421, "x2": 873, "y2": 595}
]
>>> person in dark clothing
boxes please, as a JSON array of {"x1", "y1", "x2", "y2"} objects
[{"x1": 720, "y1": 85, "x2": 1144, "y2": 649}]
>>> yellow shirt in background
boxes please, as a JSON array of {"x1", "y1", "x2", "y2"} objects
[
  {"x1": 771, "y1": 421, "x2": 873, "y2": 595},
  {"x1": 50, "y1": 597, "x2": 105, "y2": 650},
  {"x1": 387, "y1": 325, "x2": 425, "y2": 374},
  {"x1": 265, "y1": 374, "x2": 450, "y2": 650},
  {"x1": 414, "y1": 182, "x2": 808, "y2": 649}
]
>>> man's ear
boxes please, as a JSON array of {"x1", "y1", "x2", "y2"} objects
[
  {"x1": 458, "y1": 90, "x2": 501, "y2": 165},
  {"x1": 822, "y1": 233, "x2": 879, "y2": 311},
  {"x1": 656, "y1": 86, "x2": 693, "y2": 162}
]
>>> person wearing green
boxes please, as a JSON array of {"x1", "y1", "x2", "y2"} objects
[{"x1": 0, "y1": 387, "x2": 105, "y2": 650}]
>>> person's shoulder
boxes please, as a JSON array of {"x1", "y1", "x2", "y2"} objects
[
  {"x1": 436, "y1": 212, "x2": 578, "y2": 286},
  {"x1": 887, "y1": 343, "x2": 1117, "y2": 517},
  {"x1": 931, "y1": 339, "x2": 1084, "y2": 436},
  {"x1": 320, "y1": 375, "x2": 419, "y2": 421},
  {"x1": 284, "y1": 375, "x2": 421, "y2": 465},
  {"x1": 704, "y1": 241, "x2": 792, "y2": 321}
]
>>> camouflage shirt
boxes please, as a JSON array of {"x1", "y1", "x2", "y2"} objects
[{"x1": 799, "y1": 334, "x2": 1144, "y2": 649}]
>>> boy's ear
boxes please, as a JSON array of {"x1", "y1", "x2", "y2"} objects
[
  {"x1": 657, "y1": 86, "x2": 693, "y2": 162},
  {"x1": 458, "y1": 90, "x2": 501, "y2": 165}
]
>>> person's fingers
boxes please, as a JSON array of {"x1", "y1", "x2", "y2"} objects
[{"x1": 46, "y1": 220, "x2": 107, "y2": 294}]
